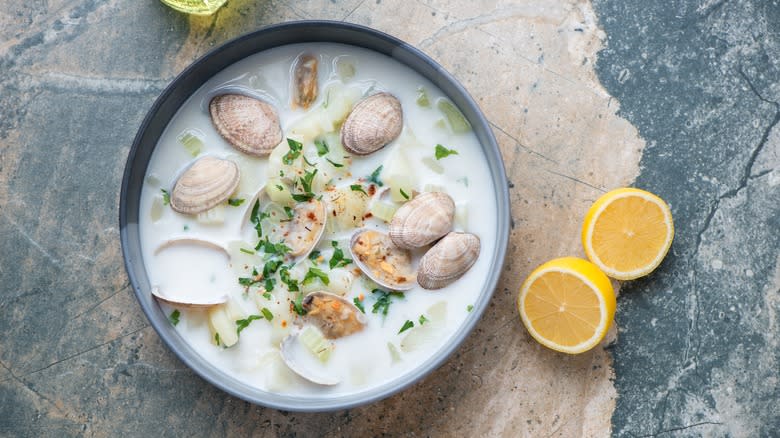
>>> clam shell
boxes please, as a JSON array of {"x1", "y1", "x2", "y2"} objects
[
  {"x1": 340, "y1": 92, "x2": 403, "y2": 155},
  {"x1": 350, "y1": 229, "x2": 416, "y2": 291},
  {"x1": 286, "y1": 199, "x2": 327, "y2": 261},
  {"x1": 151, "y1": 287, "x2": 227, "y2": 309},
  {"x1": 292, "y1": 53, "x2": 318, "y2": 109},
  {"x1": 170, "y1": 156, "x2": 240, "y2": 215},
  {"x1": 417, "y1": 232, "x2": 480, "y2": 290},
  {"x1": 302, "y1": 291, "x2": 367, "y2": 339},
  {"x1": 280, "y1": 333, "x2": 340, "y2": 386},
  {"x1": 389, "y1": 192, "x2": 455, "y2": 249},
  {"x1": 209, "y1": 94, "x2": 282, "y2": 156}
]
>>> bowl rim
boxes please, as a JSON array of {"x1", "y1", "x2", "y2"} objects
[{"x1": 120, "y1": 20, "x2": 510, "y2": 412}]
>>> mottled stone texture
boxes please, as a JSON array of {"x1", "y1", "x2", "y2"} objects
[{"x1": 593, "y1": 0, "x2": 780, "y2": 436}]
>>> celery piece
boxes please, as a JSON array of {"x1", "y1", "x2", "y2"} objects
[
  {"x1": 437, "y1": 98, "x2": 471, "y2": 133},
  {"x1": 416, "y1": 86, "x2": 430, "y2": 107},
  {"x1": 369, "y1": 200, "x2": 399, "y2": 223},
  {"x1": 150, "y1": 195, "x2": 164, "y2": 222},
  {"x1": 422, "y1": 156, "x2": 445, "y2": 174},
  {"x1": 298, "y1": 325, "x2": 333, "y2": 362},
  {"x1": 177, "y1": 129, "x2": 204, "y2": 157},
  {"x1": 265, "y1": 178, "x2": 295, "y2": 207}
]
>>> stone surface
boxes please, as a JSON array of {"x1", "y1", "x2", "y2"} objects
[
  {"x1": 0, "y1": 0, "x2": 776, "y2": 436},
  {"x1": 593, "y1": 0, "x2": 780, "y2": 436}
]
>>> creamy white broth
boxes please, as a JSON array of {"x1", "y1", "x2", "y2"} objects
[{"x1": 139, "y1": 43, "x2": 496, "y2": 396}]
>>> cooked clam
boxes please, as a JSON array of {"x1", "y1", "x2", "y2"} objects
[
  {"x1": 154, "y1": 237, "x2": 230, "y2": 257},
  {"x1": 151, "y1": 238, "x2": 230, "y2": 307},
  {"x1": 292, "y1": 53, "x2": 318, "y2": 109},
  {"x1": 389, "y1": 192, "x2": 455, "y2": 249},
  {"x1": 280, "y1": 331, "x2": 340, "y2": 386},
  {"x1": 417, "y1": 232, "x2": 480, "y2": 290},
  {"x1": 350, "y1": 229, "x2": 416, "y2": 291},
  {"x1": 302, "y1": 291, "x2": 367, "y2": 339},
  {"x1": 286, "y1": 199, "x2": 327, "y2": 261},
  {"x1": 209, "y1": 94, "x2": 282, "y2": 156},
  {"x1": 340, "y1": 92, "x2": 403, "y2": 155},
  {"x1": 170, "y1": 156, "x2": 240, "y2": 215}
]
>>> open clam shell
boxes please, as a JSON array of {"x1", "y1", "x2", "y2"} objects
[
  {"x1": 170, "y1": 156, "x2": 240, "y2": 215},
  {"x1": 209, "y1": 93, "x2": 282, "y2": 156},
  {"x1": 417, "y1": 232, "x2": 480, "y2": 290},
  {"x1": 287, "y1": 199, "x2": 327, "y2": 261},
  {"x1": 279, "y1": 332, "x2": 340, "y2": 386},
  {"x1": 151, "y1": 238, "x2": 231, "y2": 308},
  {"x1": 151, "y1": 287, "x2": 228, "y2": 309},
  {"x1": 302, "y1": 291, "x2": 367, "y2": 339},
  {"x1": 340, "y1": 92, "x2": 403, "y2": 155},
  {"x1": 349, "y1": 229, "x2": 416, "y2": 291},
  {"x1": 389, "y1": 192, "x2": 455, "y2": 249}
]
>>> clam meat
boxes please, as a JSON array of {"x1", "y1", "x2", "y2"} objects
[
  {"x1": 389, "y1": 192, "x2": 455, "y2": 249},
  {"x1": 350, "y1": 229, "x2": 416, "y2": 291},
  {"x1": 170, "y1": 156, "x2": 240, "y2": 215},
  {"x1": 340, "y1": 92, "x2": 403, "y2": 155},
  {"x1": 417, "y1": 232, "x2": 480, "y2": 290},
  {"x1": 292, "y1": 54, "x2": 318, "y2": 109},
  {"x1": 209, "y1": 94, "x2": 282, "y2": 157},
  {"x1": 302, "y1": 291, "x2": 367, "y2": 339}
]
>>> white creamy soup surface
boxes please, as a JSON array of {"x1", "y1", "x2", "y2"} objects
[{"x1": 139, "y1": 43, "x2": 497, "y2": 397}]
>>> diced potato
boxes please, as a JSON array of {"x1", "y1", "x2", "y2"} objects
[
  {"x1": 427, "y1": 301, "x2": 448, "y2": 322},
  {"x1": 253, "y1": 291, "x2": 294, "y2": 346},
  {"x1": 287, "y1": 110, "x2": 331, "y2": 143},
  {"x1": 400, "y1": 324, "x2": 438, "y2": 353},
  {"x1": 224, "y1": 298, "x2": 246, "y2": 321},
  {"x1": 208, "y1": 304, "x2": 239, "y2": 348},
  {"x1": 368, "y1": 200, "x2": 398, "y2": 223},
  {"x1": 196, "y1": 204, "x2": 225, "y2": 225},
  {"x1": 383, "y1": 147, "x2": 416, "y2": 202},
  {"x1": 327, "y1": 268, "x2": 355, "y2": 296},
  {"x1": 258, "y1": 351, "x2": 296, "y2": 391},
  {"x1": 422, "y1": 157, "x2": 445, "y2": 174},
  {"x1": 323, "y1": 186, "x2": 369, "y2": 231},
  {"x1": 387, "y1": 342, "x2": 402, "y2": 363},
  {"x1": 267, "y1": 140, "x2": 305, "y2": 181},
  {"x1": 335, "y1": 56, "x2": 357, "y2": 81},
  {"x1": 231, "y1": 154, "x2": 266, "y2": 195},
  {"x1": 265, "y1": 178, "x2": 295, "y2": 207},
  {"x1": 455, "y1": 201, "x2": 468, "y2": 230},
  {"x1": 322, "y1": 83, "x2": 362, "y2": 128}
]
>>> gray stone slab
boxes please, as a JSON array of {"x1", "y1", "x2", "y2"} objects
[{"x1": 594, "y1": 0, "x2": 780, "y2": 435}]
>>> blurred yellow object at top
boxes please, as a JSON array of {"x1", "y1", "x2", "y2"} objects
[{"x1": 161, "y1": 0, "x2": 227, "y2": 15}]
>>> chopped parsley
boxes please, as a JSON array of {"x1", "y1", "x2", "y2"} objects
[
  {"x1": 279, "y1": 266, "x2": 299, "y2": 292},
  {"x1": 399, "y1": 188, "x2": 410, "y2": 200},
  {"x1": 303, "y1": 267, "x2": 330, "y2": 285},
  {"x1": 169, "y1": 309, "x2": 180, "y2": 326},
  {"x1": 228, "y1": 198, "x2": 245, "y2": 207},
  {"x1": 183, "y1": 225, "x2": 189, "y2": 231},
  {"x1": 350, "y1": 184, "x2": 367, "y2": 195},
  {"x1": 238, "y1": 268, "x2": 261, "y2": 287},
  {"x1": 262, "y1": 291, "x2": 272, "y2": 300},
  {"x1": 467, "y1": 304, "x2": 474, "y2": 312},
  {"x1": 264, "y1": 277, "x2": 275, "y2": 293},
  {"x1": 419, "y1": 315, "x2": 429, "y2": 325},
  {"x1": 255, "y1": 236, "x2": 291, "y2": 256},
  {"x1": 239, "y1": 248, "x2": 255, "y2": 255},
  {"x1": 303, "y1": 155, "x2": 316, "y2": 167},
  {"x1": 326, "y1": 158, "x2": 344, "y2": 168},
  {"x1": 314, "y1": 138, "x2": 329, "y2": 156},
  {"x1": 368, "y1": 165, "x2": 384, "y2": 186},
  {"x1": 371, "y1": 289, "x2": 405, "y2": 316},
  {"x1": 214, "y1": 332, "x2": 221, "y2": 346},
  {"x1": 308, "y1": 249, "x2": 322, "y2": 261},
  {"x1": 283, "y1": 138, "x2": 303, "y2": 164},
  {"x1": 292, "y1": 292, "x2": 306, "y2": 315},
  {"x1": 398, "y1": 320, "x2": 415, "y2": 334},
  {"x1": 249, "y1": 201, "x2": 270, "y2": 238},
  {"x1": 283, "y1": 206, "x2": 294, "y2": 219},
  {"x1": 262, "y1": 259, "x2": 283, "y2": 278},
  {"x1": 353, "y1": 297, "x2": 365, "y2": 313},
  {"x1": 235, "y1": 315, "x2": 263, "y2": 335},
  {"x1": 292, "y1": 169, "x2": 317, "y2": 202},
  {"x1": 161, "y1": 189, "x2": 171, "y2": 206},
  {"x1": 329, "y1": 241, "x2": 352, "y2": 269},
  {"x1": 260, "y1": 307, "x2": 274, "y2": 321},
  {"x1": 276, "y1": 184, "x2": 284, "y2": 191},
  {"x1": 435, "y1": 144, "x2": 459, "y2": 160}
]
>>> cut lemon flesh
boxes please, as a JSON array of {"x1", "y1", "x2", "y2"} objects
[
  {"x1": 582, "y1": 188, "x2": 674, "y2": 280},
  {"x1": 518, "y1": 257, "x2": 615, "y2": 354}
]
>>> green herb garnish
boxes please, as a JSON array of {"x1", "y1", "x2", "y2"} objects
[
  {"x1": 228, "y1": 198, "x2": 245, "y2": 207},
  {"x1": 236, "y1": 315, "x2": 263, "y2": 335},
  {"x1": 353, "y1": 298, "x2": 365, "y2": 313},
  {"x1": 264, "y1": 278, "x2": 275, "y2": 293},
  {"x1": 255, "y1": 236, "x2": 291, "y2": 256},
  {"x1": 467, "y1": 304, "x2": 474, "y2": 312},
  {"x1": 399, "y1": 188, "x2": 410, "y2": 200},
  {"x1": 368, "y1": 165, "x2": 384, "y2": 186},
  {"x1": 279, "y1": 266, "x2": 299, "y2": 292},
  {"x1": 262, "y1": 259, "x2": 283, "y2": 278},
  {"x1": 303, "y1": 267, "x2": 330, "y2": 285},
  {"x1": 292, "y1": 292, "x2": 306, "y2": 315},
  {"x1": 260, "y1": 307, "x2": 274, "y2": 321},
  {"x1": 326, "y1": 158, "x2": 344, "y2": 168},
  {"x1": 169, "y1": 309, "x2": 180, "y2": 326},
  {"x1": 239, "y1": 248, "x2": 255, "y2": 255},
  {"x1": 161, "y1": 189, "x2": 171, "y2": 206},
  {"x1": 214, "y1": 332, "x2": 221, "y2": 346},
  {"x1": 292, "y1": 169, "x2": 318, "y2": 202},
  {"x1": 309, "y1": 250, "x2": 321, "y2": 261},
  {"x1": 283, "y1": 206, "x2": 294, "y2": 219},
  {"x1": 371, "y1": 289, "x2": 405, "y2": 316},
  {"x1": 183, "y1": 225, "x2": 189, "y2": 231},
  {"x1": 329, "y1": 241, "x2": 352, "y2": 269},
  {"x1": 350, "y1": 184, "x2": 367, "y2": 195},
  {"x1": 435, "y1": 144, "x2": 459, "y2": 160},
  {"x1": 398, "y1": 320, "x2": 415, "y2": 334},
  {"x1": 419, "y1": 315, "x2": 429, "y2": 325},
  {"x1": 262, "y1": 291, "x2": 272, "y2": 300},
  {"x1": 315, "y1": 138, "x2": 329, "y2": 156},
  {"x1": 283, "y1": 138, "x2": 303, "y2": 164}
]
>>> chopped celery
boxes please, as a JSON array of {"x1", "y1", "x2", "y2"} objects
[
  {"x1": 416, "y1": 86, "x2": 430, "y2": 107},
  {"x1": 150, "y1": 195, "x2": 164, "y2": 222},
  {"x1": 421, "y1": 156, "x2": 445, "y2": 174},
  {"x1": 437, "y1": 98, "x2": 471, "y2": 133},
  {"x1": 298, "y1": 325, "x2": 333, "y2": 362},
  {"x1": 177, "y1": 129, "x2": 204, "y2": 157},
  {"x1": 369, "y1": 200, "x2": 398, "y2": 223},
  {"x1": 387, "y1": 342, "x2": 402, "y2": 363},
  {"x1": 196, "y1": 204, "x2": 225, "y2": 225}
]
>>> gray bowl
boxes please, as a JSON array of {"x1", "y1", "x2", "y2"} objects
[{"x1": 120, "y1": 20, "x2": 510, "y2": 412}]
